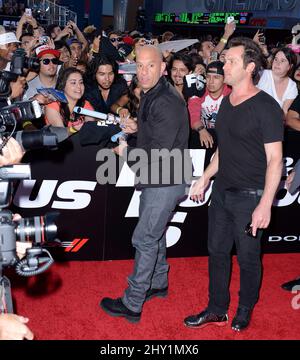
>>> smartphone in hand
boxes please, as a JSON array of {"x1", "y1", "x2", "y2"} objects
[
  {"x1": 227, "y1": 16, "x2": 235, "y2": 24},
  {"x1": 244, "y1": 222, "x2": 257, "y2": 238},
  {"x1": 25, "y1": 8, "x2": 32, "y2": 17}
]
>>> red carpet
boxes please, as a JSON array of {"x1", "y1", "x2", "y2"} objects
[{"x1": 8, "y1": 253, "x2": 300, "y2": 340}]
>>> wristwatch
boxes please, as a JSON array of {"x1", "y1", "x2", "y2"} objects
[{"x1": 195, "y1": 125, "x2": 205, "y2": 132}]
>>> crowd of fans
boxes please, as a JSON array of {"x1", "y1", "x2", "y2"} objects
[{"x1": 1, "y1": 11, "x2": 299, "y2": 150}]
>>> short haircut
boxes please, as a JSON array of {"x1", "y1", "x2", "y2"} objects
[{"x1": 228, "y1": 37, "x2": 264, "y2": 80}]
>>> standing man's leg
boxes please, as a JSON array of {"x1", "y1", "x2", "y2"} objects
[
  {"x1": 101, "y1": 184, "x2": 185, "y2": 322},
  {"x1": 231, "y1": 192, "x2": 262, "y2": 331},
  {"x1": 123, "y1": 185, "x2": 186, "y2": 312},
  {"x1": 184, "y1": 187, "x2": 233, "y2": 328}
]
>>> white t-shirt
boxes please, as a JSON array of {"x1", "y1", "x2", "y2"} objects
[{"x1": 257, "y1": 69, "x2": 298, "y2": 109}]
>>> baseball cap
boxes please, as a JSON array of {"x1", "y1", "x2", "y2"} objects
[
  {"x1": 206, "y1": 60, "x2": 224, "y2": 76},
  {"x1": 123, "y1": 35, "x2": 134, "y2": 46},
  {"x1": 36, "y1": 45, "x2": 60, "y2": 58},
  {"x1": 66, "y1": 37, "x2": 82, "y2": 47},
  {"x1": 0, "y1": 32, "x2": 21, "y2": 46}
]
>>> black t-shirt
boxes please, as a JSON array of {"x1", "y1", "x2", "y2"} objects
[
  {"x1": 289, "y1": 94, "x2": 300, "y2": 113},
  {"x1": 215, "y1": 90, "x2": 284, "y2": 190},
  {"x1": 84, "y1": 78, "x2": 128, "y2": 114}
]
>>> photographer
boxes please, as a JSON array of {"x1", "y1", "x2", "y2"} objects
[{"x1": 0, "y1": 138, "x2": 34, "y2": 340}]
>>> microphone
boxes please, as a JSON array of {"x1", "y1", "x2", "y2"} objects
[{"x1": 73, "y1": 107, "x2": 121, "y2": 124}]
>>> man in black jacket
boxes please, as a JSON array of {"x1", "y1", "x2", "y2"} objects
[{"x1": 100, "y1": 45, "x2": 191, "y2": 323}]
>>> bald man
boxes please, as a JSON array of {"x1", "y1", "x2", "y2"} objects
[{"x1": 100, "y1": 46, "x2": 191, "y2": 323}]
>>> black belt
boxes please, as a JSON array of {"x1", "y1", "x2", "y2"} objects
[{"x1": 226, "y1": 187, "x2": 263, "y2": 196}]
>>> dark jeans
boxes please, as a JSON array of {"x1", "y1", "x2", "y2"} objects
[
  {"x1": 122, "y1": 184, "x2": 186, "y2": 312},
  {"x1": 207, "y1": 186, "x2": 263, "y2": 315}
]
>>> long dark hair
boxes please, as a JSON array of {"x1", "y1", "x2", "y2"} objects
[
  {"x1": 127, "y1": 75, "x2": 140, "y2": 118},
  {"x1": 55, "y1": 67, "x2": 85, "y2": 126},
  {"x1": 84, "y1": 56, "x2": 118, "y2": 87}
]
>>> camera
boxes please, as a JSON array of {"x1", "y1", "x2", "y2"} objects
[
  {"x1": 244, "y1": 222, "x2": 257, "y2": 238},
  {"x1": 258, "y1": 29, "x2": 266, "y2": 45},
  {"x1": 0, "y1": 48, "x2": 39, "y2": 98},
  {"x1": 25, "y1": 8, "x2": 32, "y2": 17},
  {"x1": 0, "y1": 164, "x2": 60, "y2": 313},
  {"x1": 39, "y1": 36, "x2": 50, "y2": 45}
]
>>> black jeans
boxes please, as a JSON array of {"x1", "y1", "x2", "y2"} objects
[{"x1": 207, "y1": 185, "x2": 263, "y2": 315}]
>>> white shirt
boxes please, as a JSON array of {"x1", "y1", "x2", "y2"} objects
[{"x1": 257, "y1": 69, "x2": 298, "y2": 109}]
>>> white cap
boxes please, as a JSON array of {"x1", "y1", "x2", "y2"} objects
[{"x1": 0, "y1": 32, "x2": 21, "y2": 46}]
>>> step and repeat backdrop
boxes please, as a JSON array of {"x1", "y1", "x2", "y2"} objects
[{"x1": 10, "y1": 130, "x2": 300, "y2": 261}]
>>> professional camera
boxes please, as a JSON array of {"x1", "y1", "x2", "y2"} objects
[
  {"x1": 0, "y1": 48, "x2": 39, "y2": 98},
  {"x1": 0, "y1": 165, "x2": 60, "y2": 313},
  {"x1": 0, "y1": 100, "x2": 69, "y2": 153}
]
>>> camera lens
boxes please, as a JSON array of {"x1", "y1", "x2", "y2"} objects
[
  {"x1": 24, "y1": 56, "x2": 40, "y2": 72},
  {"x1": 15, "y1": 212, "x2": 58, "y2": 244}
]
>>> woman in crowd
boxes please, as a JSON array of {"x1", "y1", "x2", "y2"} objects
[
  {"x1": 44, "y1": 67, "x2": 94, "y2": 132},
  {"x1": 258, "y1": 47, "x2": 298, "y2": 115}
]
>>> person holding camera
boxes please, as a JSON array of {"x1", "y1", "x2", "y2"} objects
[
  {"x1": 0, "y1": 138, "x2": 34, "y2": 340},
  {"x1": 184, "y1": 37, "x2": 283, "y2": 332}
]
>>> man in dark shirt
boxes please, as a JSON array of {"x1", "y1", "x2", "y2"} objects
[
  {"x1": 100, "y1": 45, "x2": 190, "y2": 323},
  {"x1": 84, "y1": 56, "x2": 128, "y2": 114},
  {"x1": 184, "y1": 37, "x2": 283, "y2": 332}
]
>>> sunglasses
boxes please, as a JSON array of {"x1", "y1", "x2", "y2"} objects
[
  {"x1": 110, "y1": 37, "x2": 122, "y2": 43},
  {"x1": 41, "y1": 58, "x2": 60, "y2": 65}
]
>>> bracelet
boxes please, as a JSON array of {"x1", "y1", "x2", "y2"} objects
[
  {"x1": 116, "y1": 106, "x2": 123, "y2": 115},
  {"x1": 69, "y1": 126, "x2": 78, "y2": 134},
  {"x1": 195, "y1": 125, "x2": 205, "y2": 132},
  {"x1": 22, "y1": 121, "x2": 33, "y2": 128},
  {"x1": 130, "y1": 50, "x2": 136, "y2": 59},
  {"x1": 91, "y1": 48, "x2": 98, "y2": 53},
  {"x1": 220, "y1": 37, "x2": 228, "y2": 44}
]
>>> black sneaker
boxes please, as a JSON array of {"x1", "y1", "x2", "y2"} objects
[
  {"x1": 281, "y1": 277, "x2": 300, "y2": 291},
  {"x1": 184, "y1": 309, "x2": 228, "y2": 328},
  {"x1": 145, "y1": 287, "x2": 168, "y2": 302},
  {"x1": 100, "y1": 297, "x2": 141, "y2": 323},
  {"x1": 231, "y1": 307, "x2": 252, "y2": 332}
]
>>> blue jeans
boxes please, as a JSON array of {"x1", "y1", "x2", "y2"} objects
[
  {"x1": 207, "y1": 186, "x2": 263, "y2": 315},
  {"x1": 122, "y1": 184, "x2": 186, "y2": 312}
]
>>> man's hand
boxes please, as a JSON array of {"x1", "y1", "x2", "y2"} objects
[
  {"x1": 120, "y1": 116, "x2": 138, "y2": 134},
  {"x1": 189, "y1": 176, "x2": 210, "y2": 203},
  {"x1": 0, "y1": 138, "x2": 24, "y2": 166},
  {"x1": 112, "y1": 140, "x2": 128, "y2": 157},
  {"x1": 251, "y1": 203, "x2": 271, "y2": 237},
  {"x1": 0, "y1": 314, "x2": 34, "y2": 340},
  {"x1": 199, "y1": 128, "x2": 214, "y2": 148},
  {"x1": 224, "y1": 21, "x2": 236, "y2": 38}
]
